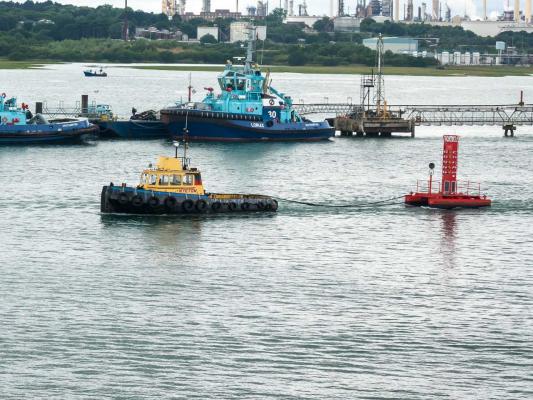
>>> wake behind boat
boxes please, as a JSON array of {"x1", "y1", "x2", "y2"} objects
[
  {"x1": 160, "y1": 25, "x2": 334, "y2": 142},
  {"x1": 0, "y1": 93, "x2": 98, "y2": 144}
]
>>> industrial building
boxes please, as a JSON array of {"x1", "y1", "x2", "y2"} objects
[
  {"x1": 197, "y1": 26, "x2": 219, "y2": 42},
  {"x1": 363, "y1": 37, "x2": 418, "y2": 53},
  {"x1": 230, "y1": 22, "x2": 267, "y2": 43}
]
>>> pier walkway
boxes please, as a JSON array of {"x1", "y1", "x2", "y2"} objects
[{"x1": 294, "y1": 103, "x2": 533, "y2": 134}]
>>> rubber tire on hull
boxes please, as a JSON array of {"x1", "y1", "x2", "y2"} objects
[
  {"x1": 196, "y1": 200, "x2": 208, "y2": 213},
  {"x1": 164, "y1": 196, "x2": 178, "y2": 211},
  {"x1": 241, "y1": 202, "x2": 251, "y2": 211},
  {"x1": 182, "y1": 199, "x2": 195, "y2": 213},
  {"x1": 148, "y1": 196, "x2": 160, "y2": 208},
  {"x1": 227, "y1": 202, "x2": 237, "y2": 212},
  {"x1": 118, "y1": 192, "x2": 129, "y2": 205},
  {"x1": 131, "y1": 195, "x2": 144, "y2": 207},
  {"x1": 211, "y1": 202, "x2": 222, "y2": 212}
]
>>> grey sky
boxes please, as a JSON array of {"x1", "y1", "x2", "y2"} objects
[{"x1": 26, "y1": 0, "x2": 507, "y2": 20}]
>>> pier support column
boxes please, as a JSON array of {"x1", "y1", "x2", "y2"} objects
[
  {"x1": 411, "y1": 125, "x2": 416, "y2": 138},
  {"x1": 503, "y1": 124, "x2": 515, "y2": 137},
  {"x1": 35, "y1": 102, "x2": 43, "y2": 114},
  {"x1": 81, "y1": 94, "x2": 89, "y2": 115}
]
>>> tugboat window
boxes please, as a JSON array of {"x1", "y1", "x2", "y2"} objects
[
  {"x1": 171, "y1": 175, "x2": 181, "y2": 185},
  {"x1": 160, "y1": 175, "x2": 170, "y2": 185},
  {"x1": 184, "y1": 174, "x2": 194, "y2": 185},
  {"x1": 150, "y1": 175, "x2": 157, "y2": 185}
]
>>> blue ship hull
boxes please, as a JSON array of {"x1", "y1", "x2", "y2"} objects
[
  {"x1": 0, "y1": 120, "x2": 98, "y2": 145},
  {"x1": 164, "y1": 114, "x2": 334, "y2": 142},
  {"x1": 97, "y1": 120, "x2": 169, "y2": 139}
]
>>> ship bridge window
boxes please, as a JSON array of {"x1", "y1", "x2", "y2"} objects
[
  {"x1": 150, "y1": 175, "x2": 157, "y2": 185},
  {"x1": 159, "y1": 175, "x2": 170, "y2": 186},
  {"x1": 140, "y1": 173, "x2": 147, "y2": 184},
  {"x1": 171, "y1": 175, "x2": 182, "y2": 186},
  {"x1": 237, "y1": 79, "x2": 246, "y2": 90},
  {"x1": 184, "y1": 174, "x2": 194, "y2": 185}
]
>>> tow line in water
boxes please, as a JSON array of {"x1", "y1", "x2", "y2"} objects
[{"x1": 274, "y1": 195, "x2": 405, "y2": 208}]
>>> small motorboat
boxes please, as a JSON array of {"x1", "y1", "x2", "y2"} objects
[
  {"x1": 0, "y1": 93, "x2": 98, "y2": 145},
  {"x1": 101, "y1": 137, "x2": 278, "y2": 214},
  {"x1": 84, "y1": 67, "x2": 107, "y2": 77},
  {"x1": 405, "y1": 135, "x2": 491, "y2": 209}
]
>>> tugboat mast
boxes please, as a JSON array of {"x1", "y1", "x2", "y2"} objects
[{"x1": 244, "y1": 24, "x2": 257, "y2": 74}]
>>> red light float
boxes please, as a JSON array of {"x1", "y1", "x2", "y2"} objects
[{"x1": 405, "y1": 135, "x2": 491, "y2": 209}]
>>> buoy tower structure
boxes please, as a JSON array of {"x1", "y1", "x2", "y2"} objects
[{"x1": 405, "y1": 135, "x2": 491, "y2": 209}]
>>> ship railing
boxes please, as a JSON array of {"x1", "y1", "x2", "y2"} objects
[{"x1": 414, "y1": 179, "x2": 484, "y2": 196}]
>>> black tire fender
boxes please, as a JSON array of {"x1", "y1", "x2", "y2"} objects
[
  {"x1": 148, "y1": 196, "x2": 160, "y2": 208},
  {"x1": 118, "y1": 192, "x2": 129, "y2": 205},
  {"x1": 164, "y1": 196, "x2": 178, "y2": 209},
  {"x1": 227, "y1": 202, "x2": 237, "y2": 212},
  {"x1": 241, "y1": 202, "x2": 251, "y2": 211},
  {"x1": 211, "y1": 202, "x2": 222, "y2": 212},
  {"x1": 257, "y1": 201, "x2": 266, "y2": 210},
  {"x1": 196, "y1": 199, "x2": 208, "y2": 212},
  {"x1": 182, "y1": 199, "x2": 195, "y2": 212},
  {"x1": 131, "y1": 195, "x2": 144, "y2": 207}
]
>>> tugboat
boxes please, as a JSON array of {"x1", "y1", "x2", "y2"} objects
[
  {"x1": 405, "y1": 135, "x2": 491, "y2": 209},
  {"x1": 84, "y1": 67, "x2": 107, "y2": 77},
  {"x1": 0, "y1": 93, "x2": 98, "y2": 145},
  {"x1": 101, "y1": 136, "x2": 278, "y2": 214},
  {"x1": 160, "y1": 25, "x2": 334, "y2": 142}
]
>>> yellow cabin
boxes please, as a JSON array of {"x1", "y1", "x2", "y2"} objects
[{"x1": 137, "y1": 155, "x2": 205, "y2": 196}]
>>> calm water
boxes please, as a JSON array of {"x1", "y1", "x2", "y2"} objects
[{"x1": 0, "y1": 64, "x2": 532, "y2": 399}]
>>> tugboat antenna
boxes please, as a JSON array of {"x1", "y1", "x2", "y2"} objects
[{"x1": 244, "y1": 23, "x2": 256, "y2": 74}]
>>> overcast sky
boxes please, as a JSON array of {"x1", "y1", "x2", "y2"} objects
[{"x1": 24, "y1": 1, "x2": 508, "y2": 20}]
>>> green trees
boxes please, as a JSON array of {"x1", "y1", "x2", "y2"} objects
[{"x1": 200, "y1": 34, "x2": 217, "y2": 45}]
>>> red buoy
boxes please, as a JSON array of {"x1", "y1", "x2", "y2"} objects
[{"x1": 405, "y1": 135, "x2": 491, "y2": 209}]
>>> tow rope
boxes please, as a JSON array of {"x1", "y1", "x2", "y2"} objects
[{"x1": 274, "y1": 195, "x2": 405, "y2": 208}]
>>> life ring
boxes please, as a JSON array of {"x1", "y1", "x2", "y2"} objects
[
  {"x1": 195, "y1": 199, "x2": 208, "y2": 212},
  {"x1": 269, "y1": 99, "x2": 275, "y2": 106},
  {"x1": 182, "y1": 199, "x2": 195, "y2": 212},
  {"x1": 118, "y1": 192, "x2": 129, "y2": 205},
  {"x1": 148, "y1": 196, "x2": 160, "y2": 208},
  {"x1": 211, "y1": 202, "x2": 222, "y2": 212},
  {"x1": 1, "y1": 93, "x2": 6, "y2": 98},
  {"x1": 131, "y1": 195, "x2": 144, "y2": 207},
  {"x1": 241, "y1": 202, "x2": 251, "y2": 211},
  {"x1": 227, "y1": 202, "x2": 237, "y2": 212},
  {"x1": 164, "y1": 196, "x2": 178, "y2": 210}
]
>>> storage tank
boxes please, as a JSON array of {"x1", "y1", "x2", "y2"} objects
[
  {"x1": 463, "y1": 52, "x2": 471, "y2": 65},
  {"x1": 441, "y1": 51, "x2": 450, "y2": 65},
  {"x1": 472, "y1": 52, "x2": 480, "y2": 65},
  {"x1": 453, "y1": 51, "x2": 461, "y2": 65}
]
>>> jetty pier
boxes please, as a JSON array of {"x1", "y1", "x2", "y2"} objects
[{"x1": 294, "y1": 101, "x2": 533, "y2": 137}]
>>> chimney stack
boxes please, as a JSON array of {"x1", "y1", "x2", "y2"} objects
[{"x1": 515, "y1": 0, "x2": 520, "y2": 22}]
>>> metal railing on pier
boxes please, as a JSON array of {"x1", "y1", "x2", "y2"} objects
[{"x1": 294, "y1": 102, "x2": 533, "y2": 127}]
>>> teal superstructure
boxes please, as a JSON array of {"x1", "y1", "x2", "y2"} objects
[{"x1": 161, "y1": 25, "x2": 334, "y2": 142}]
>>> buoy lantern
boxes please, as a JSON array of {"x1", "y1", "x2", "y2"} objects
[{"x1": 405, "y1": 135, "x2": 491, "y2": 209}]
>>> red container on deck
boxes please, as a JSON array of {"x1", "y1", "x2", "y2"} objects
[{"x1": 405, "y1": 135, "x2": 491, "y2": 209}]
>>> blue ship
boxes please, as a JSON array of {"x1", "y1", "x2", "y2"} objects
[
  {"x1": 93, "y1": 106, "x2": 169, "y2": 140},
  {"x1": 161, "y1": 26, "x2": 334, "y2": 142},
  {"x1": 0, "y1": 93, "x2": 97, "y2": 145}
]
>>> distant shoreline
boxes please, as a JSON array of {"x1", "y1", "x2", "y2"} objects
[
  {"x1": 131, "y1": 64, "x2": 533, "y2": 77},
  {"x1": 2, "y1": 59, "x2": 532, "y2": 77}
]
